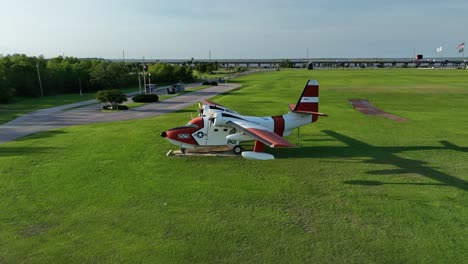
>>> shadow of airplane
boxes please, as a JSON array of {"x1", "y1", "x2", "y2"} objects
[
  {"x1": 344, "y1": 180, "x2": 447, "y2": 187},
  {"x1": 274, "y1": 130, "x2": 468, "y2": 192}
]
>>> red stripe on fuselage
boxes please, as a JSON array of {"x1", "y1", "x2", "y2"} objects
[{"x1": 272, "y1": 115, "x2": 285, "y2": 136}]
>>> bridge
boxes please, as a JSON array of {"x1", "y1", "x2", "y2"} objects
[{"x1": 115, "y1": 57, "x2": 468, "y2": 68}]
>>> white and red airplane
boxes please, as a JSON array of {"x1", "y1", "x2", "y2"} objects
[{"x1": 160, "y1": 79, "x2": 327, "y2": 160}]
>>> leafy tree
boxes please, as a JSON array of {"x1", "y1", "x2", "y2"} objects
[
  {"x1": 5, "y1": 54, "x2": 40, "y2": 97},
  {"x1": 71, "y1": 60, "x2": 92, "y2": 93},
  {"x1": 90, "y1": 62, "x2": 131, "y2": 90},
  {"x1": 279, "y1": 59, "x2": 294, "y2": 68},
  {"x1": 194, "y1": 62, "x2": 218, "y2": 74},
  {"x1": 0, "y1": 60, "x2": 14, "y2": 103},
  {"x1": 149, "y1": 63, "x2": 174, "y2": 83},
  {"x1": 96, "y1": 89, "x2": 127, "y2": 108},
  {"x1": 175, "y1": 65, "x2": 194, "y2": 82},
  {"x1": 147, "y1": 63, "x2": 193, "y2": 83},
  {"x1": 0, "y1": 85, "x2": 14, "y2": 103},
  {"x1": 0, "y1": 55, "x2": 136, "y2": 100},
  {"x1": 46, "y1": 56, "x2": 71, "y2": 94}
]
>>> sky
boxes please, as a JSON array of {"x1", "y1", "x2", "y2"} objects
[{"x1": 1, "y1": 0, "x2": 467, "y2": 59}]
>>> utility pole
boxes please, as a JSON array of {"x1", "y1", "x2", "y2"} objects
[
  {"x1": 79, "y1": 78, "x2": 82, "y2": 96},
  {"x1": 148, "y1": 72, "x2": 151, "y2": 93},
  {"x1": 138, "y1": 73, "x2": 142, "y2": 94},
  {"x1": 134, "y1": 64, "x2": 142, "y2": 94},
  {"x1": 122, "y1": 50, "x2": 125, "y2": 62},
  {"x1": 36, "y1": 61, "x2": 44, "y2": 97},
  {"x1": 142, "y1": 57, "x2": 147, "y2": 94},
  {"x1": 209, "y1": 50, "x2": 211, "y2": 61}
]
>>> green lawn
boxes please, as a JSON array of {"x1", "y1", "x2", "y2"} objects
[
  {"x1": 0, "y1": 93, "x2": 95, "y2": 124},
  {"x1": 0, "y1": 69, "x2": 467, "y2": 263},
  {"x1": 158, "y1": 85, "x2": 211, "y2": 100},
  {"x1": 0, "y1": 87, "x2": 140, "y2": 125},
  {"x1": 195, "y1": 69, "x2": 237, "y2": 80}
]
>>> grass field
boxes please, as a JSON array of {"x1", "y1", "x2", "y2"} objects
[
  {"x1": 0, "y1": 86, "x2": 140, "y2": 125},
  {"x1": 0, "y1": 93, "x2": 96, "y2": 124},
  {"x1": 158, "y1": 85, "x2": 211, "y2": 100},
  {"x1": 0, "y1": 69, "x2": 467, "y2": 263}
]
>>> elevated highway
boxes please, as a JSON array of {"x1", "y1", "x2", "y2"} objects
[{"x1": 116, "y1": 57, "x2": 468, "y2": 68}]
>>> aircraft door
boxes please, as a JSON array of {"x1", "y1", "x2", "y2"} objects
[{"x1": 203, "y1": 117, "x2": 210, "y2": 145}]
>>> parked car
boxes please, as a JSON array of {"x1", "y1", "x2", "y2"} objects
[
  {"x1": 209, "y1": 81, "x2": 218, "y2": 86},
  {"x1": 202, "y1": 81, "x2": 210, "y2": 85}
]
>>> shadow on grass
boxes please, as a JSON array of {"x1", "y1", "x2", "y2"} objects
[
  {"x1": 0, "y1": 146, "x2": 57, "y2": 157},
  {"x1": 14, "y1": 130, "x2": 67, "y2": 142},
  {"x1": 273, "y1": 130, "x2": 468, "y2": 192},
  {"x1": 344, "y1": 180, "x2": 446, "y2": 187}
]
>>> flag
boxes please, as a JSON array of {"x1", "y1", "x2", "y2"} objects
[
  {"x1": 457, "y1": 42, "x2": 465, "y2": 53},
  {"x1": 436, "y1": 46, "x2": 443, "y2": 53}
]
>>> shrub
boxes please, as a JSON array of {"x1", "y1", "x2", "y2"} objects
[
  {"x1": 96, "y1": 89, "x2": 127, "y2": 108},
  {"x1": 132, "y1": 94, "x2": 158, "y2": 103}
]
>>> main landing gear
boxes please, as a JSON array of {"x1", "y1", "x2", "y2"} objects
[{"x1": 232, "y1": 145, "x2": 242, "y2": 155}]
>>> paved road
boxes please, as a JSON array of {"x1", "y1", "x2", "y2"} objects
[{"x1": 0, "y1": 83, "x2": 240, "y2": 144}]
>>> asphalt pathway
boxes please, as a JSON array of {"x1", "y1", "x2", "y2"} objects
[{"x1": 0, "y1": 83, "x2": 240, "y2": 144}]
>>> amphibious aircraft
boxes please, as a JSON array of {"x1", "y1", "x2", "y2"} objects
[{"x1": 160, "y1": 79, "x2": 327, "y2": 160}]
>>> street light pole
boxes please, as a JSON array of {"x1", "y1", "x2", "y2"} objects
[
  {"x1": 36, "y1": 61, "x2": 44, "y2": 97},
  {"x1": 142, "y1": 65, "x2": 147, "y2": 94},
  {"x1": 79, "y1": 78, "x2": 82, "y2": 96},
  {"x1": 148, "y1": 72, "x2": 151, "y2": 93},
  {"x1": 138, "y1": 73, "x2": 142, "y2": 94}
]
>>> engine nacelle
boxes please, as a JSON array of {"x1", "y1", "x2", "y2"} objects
[
  {"x1": 226, "y1": 133, "x2": 253, "y2": 142},
  {"x1": 213, "y1": 112, "x2": 228, "y2": 127}
]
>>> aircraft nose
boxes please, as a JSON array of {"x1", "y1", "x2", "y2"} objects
[{"x1": 160, "y1": 131, "x2": 167, "y2": 138}]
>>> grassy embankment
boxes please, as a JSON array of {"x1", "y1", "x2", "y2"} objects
[
  {"x1": 0, "y1": 86, "x2": 139, "y2": 124},
  {"x1": 0, "y1": 69, "x2": 467, "y2": 263},
  {"x1": 0, "y1": 84, "x2": 212, "y2": 123}
]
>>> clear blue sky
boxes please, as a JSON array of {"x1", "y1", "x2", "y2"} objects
[{"x1": 1, "y1": 0, "x2": 467, "y2": 59}]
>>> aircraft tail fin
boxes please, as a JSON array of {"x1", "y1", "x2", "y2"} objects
[{"x1": 289, "y1": 80, "x2": 326, "y2": 121}]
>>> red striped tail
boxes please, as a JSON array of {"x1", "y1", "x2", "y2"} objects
[
  {"x1": 288, "y1": 80, "x2": 324, "y2": 122},
  {"x1": 295, "y1": 80, "x2": 319, "y2": 113}
]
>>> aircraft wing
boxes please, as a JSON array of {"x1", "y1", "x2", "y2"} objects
[
  {"x1": 226, "y1": 120, "x2": 295, "y2": 148},
  {"x1": 203, "y1": 100, "x2": 230, "y2": 109},
  {"x1": 203, "y1": 100, "x2": 239, "y2": 114}
]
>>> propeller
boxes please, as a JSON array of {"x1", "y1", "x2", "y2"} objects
[
  {"x1": 197, "y1": 102, "x2": 204, "y2": 117},
  {"x1": 207, "y1": 111, "x2": 216, "y2": 128},
  {"x1": 196, "y1": 102, "x2": 216, "y2": 127}
]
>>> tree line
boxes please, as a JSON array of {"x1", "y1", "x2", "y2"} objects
[{"x1": 0, "y1": 54, "x2": 195, "y2": 103}]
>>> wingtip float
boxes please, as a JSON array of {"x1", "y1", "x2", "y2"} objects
[{"x1": 161, "y1": 79, "x2": 327, "y2": 160}]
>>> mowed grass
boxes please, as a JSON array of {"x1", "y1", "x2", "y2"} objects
[
  {"x1": 0, "y1": 93, "x2": 96, "y2": 124},
  {"x1": 0, "y1": 86, "x2": 139, "y2": 125},
  {"x1": 1, "y1": 69, "x2": 468, "y2": 263}
]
